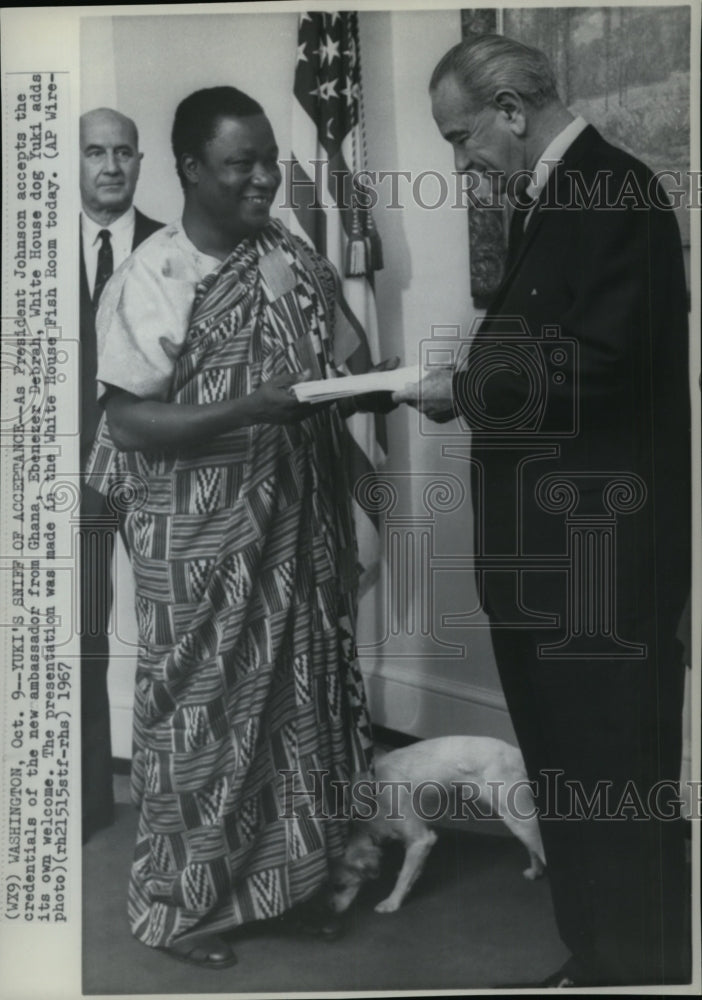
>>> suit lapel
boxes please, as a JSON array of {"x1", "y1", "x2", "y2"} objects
[
  {"x1": 132, "y1": 208, "x2": 164, "y2": 250},
  {"x1": 489, "y1": 126, "x2": 602, "y2": 312},
  {"x1": 79, "y1": 226, "x2": 92, "y2": 309},
  {"x1": 494, "y1": 203, "x2": 546, "y2": 304},
  {"x1": 132, "y1": 208, "x2": 146, "y2": 250}
]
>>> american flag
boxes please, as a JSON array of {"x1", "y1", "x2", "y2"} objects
[{"x1": 290, "y1": 10, "x2": 386, "y2": 590}]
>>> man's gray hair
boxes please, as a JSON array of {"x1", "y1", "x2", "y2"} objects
[{"x1": 430, "y1": 33, "x2": 559, "y2": 109}]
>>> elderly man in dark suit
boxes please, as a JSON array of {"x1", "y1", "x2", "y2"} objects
[
  {"x1": 396, "y1": 34, "x2": 691, "y2": 988},
  {"x1": 80, "y1": 107, "x2": 162, "y2": 843}
]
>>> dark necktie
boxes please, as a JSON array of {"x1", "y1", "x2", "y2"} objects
[
  {"x1": 93, "y1": 229, "x2": 113, "y2": 307},
  {"x1": 505, "y1": 200, "x2": 535, "y2": 269}
]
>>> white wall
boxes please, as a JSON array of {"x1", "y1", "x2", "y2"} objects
[
  {"x1": 81, "y1": 9, "x2": 516, "y2": 753},
  {"x1": 357, "y1": 10, "x2": 510, "y2": 737}
]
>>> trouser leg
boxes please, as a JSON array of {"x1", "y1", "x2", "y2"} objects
[{"x1": 489, "y1": 621, "x2": 689, "y2": 986}]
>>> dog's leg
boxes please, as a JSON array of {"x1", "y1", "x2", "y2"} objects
[
  {"x1": 374, "y1": 829, "x2": 438, "y2": 913},
  {"x1": 500, "y1": 811, "x2": 546, "y2": 880},
  {"x1": 524, "y1": 848, "x2": 545, "y2": 880},
  {"x1": 488, "y1": 776, "x2": 546, "y2": 880}
]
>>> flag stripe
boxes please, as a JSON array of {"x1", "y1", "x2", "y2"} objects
[{"x1": 287, "y1": 158, "x2": 328, "y2": 255}]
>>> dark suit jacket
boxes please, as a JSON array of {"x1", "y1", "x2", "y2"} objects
[
  {"x1": 454, "y1": 126, "x2": 691, "y2": 634},
  {"x1": 80, "y1": 208, "x2": 163, "y2": 466}
]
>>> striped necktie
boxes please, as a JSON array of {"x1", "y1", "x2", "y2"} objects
[{"x1": 93, "y1": 229, "x2": 113, "y2": 307}]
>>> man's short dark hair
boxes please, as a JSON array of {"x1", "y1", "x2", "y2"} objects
[
  {"x1": 171, "y1": 86, "x2": 264, "y2": 187},
  {"x1": 430, "y1": 33, "x2": 559, "y2": 110}
]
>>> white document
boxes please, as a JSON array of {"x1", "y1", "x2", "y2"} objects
[{"x1": 291, "y1": 365, "x2": 421, "y2": 401}]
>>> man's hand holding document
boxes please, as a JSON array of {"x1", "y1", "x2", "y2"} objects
[
  {"x1": 291, "y1": 356, "x2": 406, "y2": 414},
  {"x1": 291, "y1": 358, "x2": 412, "y2": 403},
  {"x1": 290, "y1": 359, "x2": 459, "y2": 421},
  {"x1": 392, "y1": 366, "x2": 456, "y2": 423}
]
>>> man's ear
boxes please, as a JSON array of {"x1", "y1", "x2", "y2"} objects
[
  {"x1": 181, "y1": 153, "x2": 199, "y2": 185},
  {"x1": 494, "y1": 88, "x2": 527, "y2": 136}
]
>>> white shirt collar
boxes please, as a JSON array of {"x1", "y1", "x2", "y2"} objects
[
  {"x1": 172, "y1": 219, "x2": 223, "y2": 273},
  {"x1": 525, "y1": 116, "x2": 588, "y2": 202},
  {"x1": 81, "y1": 205, "x2": 135, "y2": 245}
]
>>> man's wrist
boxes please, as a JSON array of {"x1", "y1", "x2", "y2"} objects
[{"x1": 229, "y1": 393, "x2": 256, "y2": 428}]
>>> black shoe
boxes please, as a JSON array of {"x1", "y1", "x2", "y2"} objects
[
  {"x1": 539, "y1": 968, "x2": 578, "y2": 988},
  {"x1": 538, "y1": 957, "x2": 596, "y2": 987},
  {"x1": 494, "y1": 960, "x2": 584, "y2": 989},
  {"x1": 156, "y1": 935, "x2": 238, "y2": 970}
]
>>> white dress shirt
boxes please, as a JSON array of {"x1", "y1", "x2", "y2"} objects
[{"x1": 81, "y1": 206, "x2": 136, "y2": 297}]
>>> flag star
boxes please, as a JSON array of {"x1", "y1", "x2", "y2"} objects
[
  {"x1": 319, "y1": 78, "x2": 338, "y2": 101},
  {"x1": 322, "y1": 34, "x2": 340, "y2": 64},
  {"x1": 329, "y1": 12, "x2": 341, "y2": 25},
  {"x1": 296, "y1": 41, "x2": 307, "y2": 65},
  {"x1": 340, "y1": 75, "x2": 359, "y2": 107}
]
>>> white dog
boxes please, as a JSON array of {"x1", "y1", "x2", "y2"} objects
[{"x1": 330, "y1": 735, "x2": 546, "y2": 914}]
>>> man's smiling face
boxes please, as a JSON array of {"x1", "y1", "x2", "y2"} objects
[
  {"x1": 188, "y1": 114, "x2": 282, "y2": 245},
  {"x1": 431, "y1": 74, "x2": 524, "y2": 202}
]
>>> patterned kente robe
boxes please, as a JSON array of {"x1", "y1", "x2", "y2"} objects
[{"x1": 87, "y1": 220, "x2": 373, "y2": 948}]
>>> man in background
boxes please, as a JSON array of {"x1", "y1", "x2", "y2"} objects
[
  {"x1": 79, "y1": 107, "x2": 162, "y2": 843},
  {"x1": 396, "y1": 34, "x2": 691, "y2": 988}
]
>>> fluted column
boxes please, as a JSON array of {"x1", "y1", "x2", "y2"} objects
[{"x1": 535, "y1": 473, "x2": 647, "y2": 658}]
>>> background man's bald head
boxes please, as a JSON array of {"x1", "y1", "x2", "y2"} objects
[{"x1": 80, "y1": 107, "x2": 139, "y2": 148}]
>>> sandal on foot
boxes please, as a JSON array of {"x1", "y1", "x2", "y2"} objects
[{"x1": 161, "y1": 934, "x2": 238, "y2": 970}]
